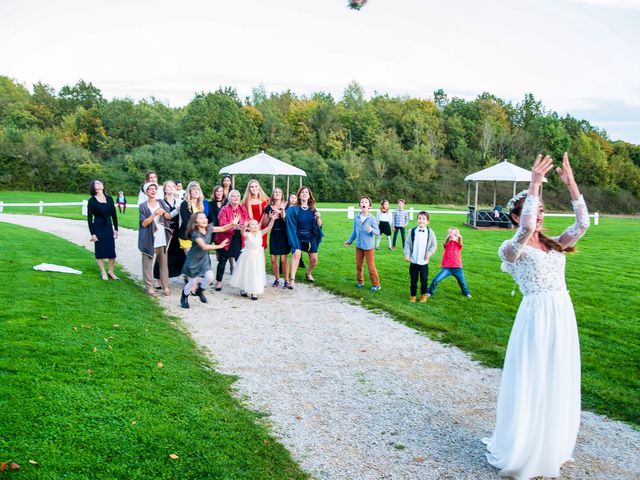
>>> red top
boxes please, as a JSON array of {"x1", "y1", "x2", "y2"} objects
[
  {"x1": 250, "y1": 201, "x2": 268, "y2": 248},
  {"x1": 441, "y1": 240, "x2": 463, "y2": 268},
  {"x1": 216, "y1": 204, "x2": 250, "y2": 251}
]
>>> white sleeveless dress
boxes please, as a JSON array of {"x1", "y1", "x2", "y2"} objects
[
  {"x1": 229, "y1": 232, "x2": 266, "y2": 295},
  {"x1": 483, "y1": 194, "x2": 589, "y2": 479}
]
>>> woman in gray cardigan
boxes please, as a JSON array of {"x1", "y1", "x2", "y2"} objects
[{"x1": 138, "y1": 182, "x2": 172, "y2": 296}]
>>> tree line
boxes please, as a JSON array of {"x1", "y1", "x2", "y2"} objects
[{"x1": 1, "y1": 76, "x2": 639, "y2": 212}]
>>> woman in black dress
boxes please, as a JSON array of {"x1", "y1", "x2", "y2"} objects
[
  {"x1": 262, "y1": 187, "x2": 290, "y2": 288},
  {"x1": 87, "y1": 180, "x2": 119, "y2": 280}
]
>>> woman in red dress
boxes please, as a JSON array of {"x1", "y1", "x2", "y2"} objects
[{"x1": 242, "y1": 179, "x2": 270, "y2": 249}]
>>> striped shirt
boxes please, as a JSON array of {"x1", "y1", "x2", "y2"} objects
[{"x1": 392, "y1": 209, "x2": 409, "y2": 228}]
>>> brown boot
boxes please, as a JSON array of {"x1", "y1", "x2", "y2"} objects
[
  {"x1": 409, "y1": 296, "x2": 416, "y2": 303},
  {"x1": 420, "y1": 294, "x2": 427, "y2": 303}
]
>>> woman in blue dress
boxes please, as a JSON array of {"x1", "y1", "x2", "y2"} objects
[
  {"x1": 87, "y1": 180, "x2": 119, "y2": 280},
  {"x1": 286, "y1": 186, "x2": 323, "y2": 289}
]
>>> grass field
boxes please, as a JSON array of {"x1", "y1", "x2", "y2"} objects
[
  {"x1": 1, "y1": 191, "x2": 639, "y2": 428},
  {"x1": 0, "y1": 223, "x2": 307, "y2": 479}
]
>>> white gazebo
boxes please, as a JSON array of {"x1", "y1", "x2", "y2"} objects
[
  {"x1": 219, "y1": 151, "x2": 307, "y2": 196},
  {"x1": 463, "y1": 160, "x2": 547, "y2": 228}
]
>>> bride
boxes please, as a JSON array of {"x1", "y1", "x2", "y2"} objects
[{"x1": 483, "y1": 152, "x2": 590, "y2": 479}]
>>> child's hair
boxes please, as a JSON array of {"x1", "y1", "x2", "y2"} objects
[
  {"x1": 445, "y1": 227, "x2": 463, "y2": 246},
  {"x1": 185, "y1": 181, "x2": 205, "y2": 212},
  {"x1": 397, "y1": 199, "x2": 405, "y2": 204},
  {"x1": 509, "y1": 194, "x2": 574, "y2": 253},
  {"x1": 185, "y1": 212, "x2": 206, "y2": 239},
  {"x1": 360, "y1": 196, "x2": 372, "y2": 207},
  {"x1": 380, "y1": 199, "x2": 390, "y2": 212},
  {"x1": 246, "y1": 219, "x2": 260, "y2": 233},
  {"x1": 417, "y1": 210, "x2": 430, "y2": 221},
  {"x1": 270, "y1": 188, "x2": 284, "y2": 205}
]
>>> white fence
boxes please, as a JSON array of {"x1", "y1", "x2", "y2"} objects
[{"x1": 0, "y1": 201, "x2": 600, "y2": 225}]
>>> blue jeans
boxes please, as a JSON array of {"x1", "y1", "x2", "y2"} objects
[{"x1": 427, "y1": 268, "x2": 470, "y2": 296}]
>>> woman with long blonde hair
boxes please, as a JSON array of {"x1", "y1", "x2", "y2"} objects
[{"x1": 242, "y1": 179, "x2": 269, "y2": 249}]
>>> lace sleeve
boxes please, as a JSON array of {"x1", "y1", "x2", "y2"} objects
[
  {"x1": 498, "y1": 194, "x2": 538, "y2": 264},
  {"x1": 554, "y1": 195, "x2": 589, "y2": 249}
]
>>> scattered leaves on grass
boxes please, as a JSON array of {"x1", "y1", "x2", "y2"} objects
[
  {"x1": 28, "y1": 459, "x2": 39, "y2": 466},
  {"x1": 157, "y1": 362, "x2": 164, "y2": 368},
  {"x1": 295, "y1": 415, "x2": 302, "y2": 420},
  {"x1": 87, "y1": 369, "x2": 93, "y2": 375},
  {"x1": 131, "y1": 420, "x2": 137, "y2": 425},
  {"x1": 72, "y1": 326, "x2": 78, "y2": 332},
  {"x1": 0, "y1": 462, "x2": 6, "y2": 472},
  {"x1": 10, "y1": 462, "x2": 20, "y2": 470},
  {"x1": 112, "y1": 324, "x2": 120, "y2": 328},
  {"x1": 415, "y1": 456, "x2": 425, "y2": 463},
  {"x1": 40, "y1": 315, "x2": 49, "y2": 320},
  {"x1": 104, "y1": 336, "x2": 114, "y2": 343},
  {"x1": 92, "y1": 347, "x2": 97, "y2": 353},
  {"x1": 168, "y1": 454, "x2": 179, "y2": 460},
  {"x1": 263, "y1": 440, "x2": 269, "y2": 446},
  {"x1": 108, "y1": 345, "x2": 113, "y2": 350}
]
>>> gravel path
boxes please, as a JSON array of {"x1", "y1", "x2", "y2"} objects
[{"x1": 2, "y1": 213, "x2": 638, "y2": 479}]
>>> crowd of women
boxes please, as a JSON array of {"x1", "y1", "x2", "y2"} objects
[{"x1": 88, "y1": 172, "x2": 323, "y2": 300}]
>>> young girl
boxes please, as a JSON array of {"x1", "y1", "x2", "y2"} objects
[
  {"x1": 375, "y1": 199, "x2": 393, "y2": 250},
  {"x1": 427, "y1": 227, "x2": 470, "y2": 298},
  {"x1": 229, "y1": 217, "x2": 276, "y2": 300},
  {"x1": 116, "y1": 191, "x2": 127, "y2": 214},
  {"x1": 344, "y1": 196, "x2": 381, "y2": 291},
  {"x1": 180, "y1": 212, "x2": 237, "y2": 309},
  {"x1": 262, "y1": 187, "x2": 290, "y2": 288}
]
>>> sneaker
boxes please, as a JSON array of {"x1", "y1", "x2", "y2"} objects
[
  {"x1": 284, "y1": 281, "x2": 293, "y2": 290},
  {"x1": 466, "y1": 294, "x2": 472, "y2": 298},
  {"x1": 356, "y1": 283, "x2": 364, "y2": 288},
  {"x1": 305, "y1": 273, "x2": 316, "y2": 283},
  {"x1": 272, "y1": 278, "x2": 280, "y2": 287},
  {"x1": 240, "y1": 290, "x2": 248, "y2": 298},
  {"x1": 250, "y1": 294, "x2": 258, "y2": 301},
  {"x1": 370, "y1": 285, "x2": 381, "y2": 292}
]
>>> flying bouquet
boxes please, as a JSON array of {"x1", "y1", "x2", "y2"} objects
[{"x1": 348, "y1": 0, "x2": 367, "y2": 10}]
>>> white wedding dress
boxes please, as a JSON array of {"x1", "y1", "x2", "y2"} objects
[
  {"x1": 483, "y1": 194, "x2": 589, "y2": 479},
  {"x1": 229, "y1": 231, "x2": 266, "y2": 295}
]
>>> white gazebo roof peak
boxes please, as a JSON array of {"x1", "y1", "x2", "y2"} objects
[{"x1": 464, "y1": 159, "x2": 547, "y2": 183}]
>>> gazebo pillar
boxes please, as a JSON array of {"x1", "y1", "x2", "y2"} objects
[
  {"x1": 474, "y1": 181, "x2": 479, "y2": 227},
  {"x1": 493, "y1": 181, "x2": 497, "y2": 207},
  {"x1": 286, "y1": 176, "x2": 290, "y2": 198}
]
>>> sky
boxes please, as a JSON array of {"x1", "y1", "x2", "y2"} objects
[{"x1": 1, "y1": 0, "x2": 639, "y2": 144}]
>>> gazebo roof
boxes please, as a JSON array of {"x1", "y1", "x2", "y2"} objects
[
  {"x1": 464, "y1": 160, "x2": 546, "y2": 182},
  {"x1": 219, "y1": 151, "x2": 307, "y2": 177}
]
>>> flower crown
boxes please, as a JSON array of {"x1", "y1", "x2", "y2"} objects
[{"x1": 506, "y1": 190, "x2": 528, "y2": 214}]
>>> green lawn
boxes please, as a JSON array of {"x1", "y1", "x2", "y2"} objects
[
  {"x1": 311, "y1": 210, "x2": 640, "y2": 427},
  {"x1": 0, "y1": 223, "x2": 307, "y2": 479},
  {"x1": 2, "y1": 191, "x2": 639, "y2": 427}
]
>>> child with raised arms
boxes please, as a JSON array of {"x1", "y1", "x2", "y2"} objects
[
  {"x1": 229, "y1": 216, "x2": 276, "y2": 300},
  {"x1": 427, "y1": 227, "x2": 471, "y2": 298},
  {"x1": 180, "y1": 212, "x2": 238, "y2": 309}
]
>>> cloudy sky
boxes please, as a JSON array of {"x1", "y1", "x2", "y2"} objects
[{"x1": 1, "y1": 0, "x2": 639, "y2": 143}]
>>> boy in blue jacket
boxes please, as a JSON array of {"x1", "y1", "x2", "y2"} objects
[{"x1": 344, "y1": 196, "x2": 381, "y2": 291}]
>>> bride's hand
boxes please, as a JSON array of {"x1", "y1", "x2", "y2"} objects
[
  {"x1": 556, "y1": 152, "x2": 576, "y2": 186},
  {"x1": 531, "y1": 154, "x2": 554, "y2": 185}
]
